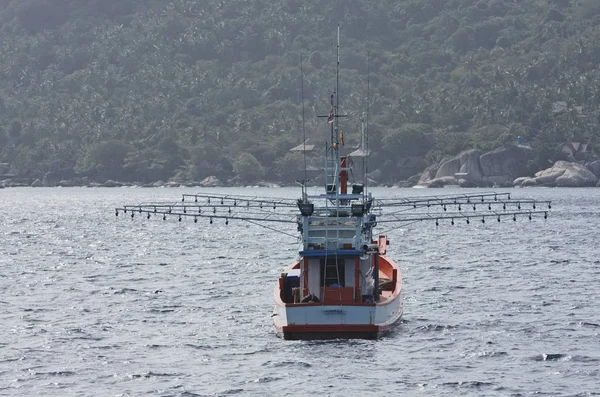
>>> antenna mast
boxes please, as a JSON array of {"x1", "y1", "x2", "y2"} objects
[
  {"x1": 300, "y1": 54, "x2": 307, "y2": 200},
  {"x1": 365, "y1": 51, "x2": 370, "y2": 199},
  {"x1": 336, "y1": 25, "x2": 340, "y2": 148}
]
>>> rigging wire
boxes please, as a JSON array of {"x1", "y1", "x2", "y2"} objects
[{"x1": 243, "y1": 219, "x2": 299, "y2": 239}]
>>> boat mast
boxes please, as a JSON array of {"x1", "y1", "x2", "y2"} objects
[
  {"x1": 334, "y1": 25, "x2": 346, "y2": 198},
  {"x1": 335, "y1": 24, "x2": 340, "y2": 149},
  {"x1": 364, "y1": 51, "x2": 370, "y2": 200},
  {"x1": 300, "y1": 53, "x2": 307, "y2": 201}
]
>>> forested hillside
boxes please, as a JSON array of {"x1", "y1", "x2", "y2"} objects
[{"x1": 1, "y1": 0, "x2": 600, "y2": 185}]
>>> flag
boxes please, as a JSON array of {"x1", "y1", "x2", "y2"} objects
[
  {"x1": 327, "y1": 105, "x2": 334, "y2": 124},
  {"x1": 339, "y1": 129, "x2": 344, "y2": 146}
]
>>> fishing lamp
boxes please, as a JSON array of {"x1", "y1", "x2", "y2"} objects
[
  {"x1": 351, "y1": 204, "x2": 365, "y2": 217},
  {"x1": 297, "y1": 202, "x2": 314, "y2": 216}
]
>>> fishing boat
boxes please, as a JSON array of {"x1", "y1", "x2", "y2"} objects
[{"x1": 115, "y1": 29, "x2": 552, "y2": 340}]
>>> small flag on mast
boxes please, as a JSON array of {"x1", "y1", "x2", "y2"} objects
[{"x1": 327, "y1": 104, "x2": 334, "y2": 124}]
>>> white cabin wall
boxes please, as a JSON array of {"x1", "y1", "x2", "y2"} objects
[
  {"x1": 307, "y1": 259, "x2": 320, "y2": 297},
  {"x1": 344, "y1": 259, "x2": 355, "y2": 289}
]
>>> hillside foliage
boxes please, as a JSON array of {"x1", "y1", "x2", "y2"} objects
[{"x1": 1, "y1": 0, "x2": 600, "y2": 183}]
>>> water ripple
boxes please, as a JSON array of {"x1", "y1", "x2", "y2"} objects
[{"x1": 1, "y1": 187, "x2": 599, "y2": 396}]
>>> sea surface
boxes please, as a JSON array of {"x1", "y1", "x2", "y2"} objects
[{"x1": 1, "y1": 186, "x2": 599, "y2": 396}]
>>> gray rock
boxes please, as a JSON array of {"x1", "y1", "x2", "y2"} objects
[
  {"x1": 426, "y1": 176, "x2": 459, "y2": 188},
  {"x1": 103, "y1": 180, "x2": 122, "y2": 187},
  {"x1": 417, "y1": 145, "x2": 535, "y2": 188},
  {"x1": 513, "y1": 177, "x2": 530, "y2": 187},
  {"x1": 199, "y1": 176, "x2": 222, "y2": 187},
  {"x1": 458, "y1": 149, "x2": 484, "y2": 182},
  {"x1": 554, "y1": 162, "x2": 597, "y2": 187},
  {"x1": 533, "y1": 161, "x2": 597, "y2": 187},
  {"x1": 587, "y1": 160, "x2": 600, "y2": 178},
  {"x1": 479, "y1": 145, "x2": 533, "y2": 180},
  {"x1": 406, "y1": 173, "x2": 421, "y2": 187},
  {"x1": 417, "y1": 164, "x2": 439, "y2": 185},
  {"x1": 435, "y1": 157, "x2": 462, "y2": 179},
  {"x1": 521, "y1": 178, "x2": 538, "y2": 187}
]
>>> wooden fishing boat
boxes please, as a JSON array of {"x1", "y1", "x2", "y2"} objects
[{"x1": 115, "y1": 28, "x2": 551, "y2": 340}]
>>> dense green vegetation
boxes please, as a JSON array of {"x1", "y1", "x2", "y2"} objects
[{"x1": 1, "y1": 0, "x2": 600, "y2": 184}]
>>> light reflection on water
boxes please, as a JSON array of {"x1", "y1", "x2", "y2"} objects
[{"x1": 1, "y1": 187, "x2": 599, "y2": 396}]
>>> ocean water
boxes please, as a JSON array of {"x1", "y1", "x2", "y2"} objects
[{"x1": 1, "y1": 186, "x2": 599, "y2": 396}]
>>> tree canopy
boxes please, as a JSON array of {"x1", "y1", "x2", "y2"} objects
[{"x1": 1, "y1": 0, "x2": 599, "y2": 183}]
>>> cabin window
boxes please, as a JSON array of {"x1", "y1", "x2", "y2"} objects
[{"x1": 320, "y1": 257, "x2": 345, "y2": 287}]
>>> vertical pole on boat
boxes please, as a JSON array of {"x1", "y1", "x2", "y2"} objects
[
  {"x1": 361, "y1": 119, "x2": 366, "y2": 189},
  {"x1": 335, "y1": 25, "x2": 340, "y2": 200},
  {"x1": 340, "y1": 156, "x2": 347, "y2": 194},
  {"x1": 373, "y1": 253, "x2": 380, "y2": 302},
  {"x1": 336, "y1": 25, "x2": 340, "y2": 150},
  {"x1": 364, "y1": 52, "x2": 370, "y2": 201},
  {"x1": 300, "y1": 53, "x2": 307, "y2": 200}
]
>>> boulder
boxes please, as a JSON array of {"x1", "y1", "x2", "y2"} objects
[
  {"x1": 521, "y1": 178, "x2": 538, "y2": 187},
  {"x1": 533, "y1": 167, "x2": 564, "y2": 186},
  {"x1": 426, "y1": 176, "x2": 459, "y2": 188},
  {"x1": 553, "y1": 161, "x2": 597, "y2": 187},
  {"x1": 513, "y1": 176, "x2": 530, "y2": 187},
  {"x1": 587, "y1": 160, "x2": 600, "y2": 178},
  {"x1": 458, "y1": 149, "x2": 484, "y2": 183},
  {"x1": 31, "y1": 179, "x2": 43, "y2": 187},
  {"x1": 417, "y1": 145, "x2": 535, "y2": 188},
  {"x1": 435, "y1": 157, "x2": 461, "y2": 179},
  {"x1": 103, "y1": 179, "x2": 122, "y2": 187},
  {"x1": 406, "y1": 173, "x2": 421, "y2": 187},
  {"x1": 199, "y1": 176, "x2": 222, "y2": 187},
  {"x1": 479, "y1": 146, "x2": 532, "y2": 180},
  {"x1": 533, "y1": 161, "x2": 597, "y2": 187},
  {"x1": 417, "y1": 164, "x2": 439, "y2": 185}
]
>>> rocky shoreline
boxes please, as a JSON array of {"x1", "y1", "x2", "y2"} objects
[
  {"x1": 0, "y1": 175, "x2": 281, "y2": 189},
  {"x1": 3, "y1": 146, "x2": 600, "y2": 189},
  {"x1": 415, "y1": 145, "x2": 600, "y2": 188}
]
